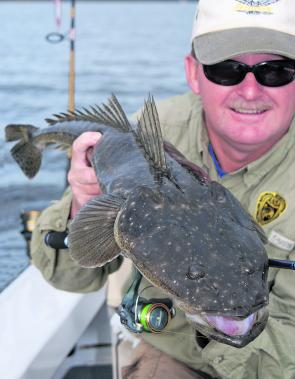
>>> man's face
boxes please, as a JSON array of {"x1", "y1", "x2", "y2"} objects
[{"x1": 185, "y1": 53, "x2": 295, "y2": 153}]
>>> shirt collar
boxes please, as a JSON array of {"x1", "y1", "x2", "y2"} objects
[{"x1": 208, "y1": 143, "x2": 227, "y2": 178}]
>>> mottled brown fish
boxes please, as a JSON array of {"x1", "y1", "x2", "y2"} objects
[{"x1": 5, "y1": 95, "x2": 269, "y2": 347}]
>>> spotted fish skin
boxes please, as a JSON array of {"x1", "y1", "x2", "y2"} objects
[{"x1": 5, "y1": 95, "x2": 269, "y2": 348}]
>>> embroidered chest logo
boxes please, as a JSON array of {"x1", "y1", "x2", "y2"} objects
[
  {"x1": 255, "y1": 192, "x2": 286, "y2": 225},
  {"x1": 235, "y1": 0, "x2": 280, "y2": 15}
]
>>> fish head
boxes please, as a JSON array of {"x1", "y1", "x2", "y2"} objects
[
  {"x1": 115, "y1": 185, "x2": 269, "y2": 347},
  {"x1": 180, "y1": 238, "x2": 269, "y2": 348}
]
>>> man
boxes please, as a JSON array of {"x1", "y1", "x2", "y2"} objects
[{"x1": 31, "y1": 0, "x2": 295, "y2": 378}]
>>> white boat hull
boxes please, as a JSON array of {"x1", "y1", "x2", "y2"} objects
[{"x1": 0, "y1": 265, "x2": 106, "y2": 379}]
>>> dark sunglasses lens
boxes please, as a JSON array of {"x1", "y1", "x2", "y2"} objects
[
  {"x1": 203, "y1": 61, "x2": 246, "y2": 86},
  {"x1": 255, "y1": 61, "x2": 295, "y2": 87}
]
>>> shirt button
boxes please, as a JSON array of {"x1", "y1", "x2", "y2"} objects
[
  {"x1": 213, "y1": 356, "x2": 224, "y2": 364},
  {"x1": 56, "y1": 219, "x2": 63, "y2": 229}
]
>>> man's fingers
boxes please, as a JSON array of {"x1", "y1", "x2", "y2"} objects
[
  {"x1": 72, "y1": 182, "x2": 101, "y2": 197},
  {"x1": 72, "y1": 132, "x2": 102, "y2": 153},
  {"x1": 68, "y1": 132, "x2": 103, "y2": 216},
  {"x1": 71, "y1": 132, "x2": 102, "y2": 166},
  {"x1": 68, "y1": 166, "x2": 98, "y2": 186},
  {"x1": 86, "y1": 147, "x2": 94, "y2": 165}
]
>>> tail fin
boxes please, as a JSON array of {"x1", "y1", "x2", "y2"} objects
[
  {"x1": 5, "y1": 124, "x2": 38, "y2": 142},
  {"x1": 5, "y1": 124, "x2": 41, "y2": 178}
]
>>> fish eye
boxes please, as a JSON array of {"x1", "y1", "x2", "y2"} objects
[
  {"x1": 186, "y1": 264, "x2": 206, "y2": 280},
  {"x1": 242, "y1": 266, "x2": 255, "y2": 275}
]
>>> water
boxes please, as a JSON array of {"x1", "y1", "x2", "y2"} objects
[{"x1": 0, "y1": 1, "x2": 195, "y2": 291}]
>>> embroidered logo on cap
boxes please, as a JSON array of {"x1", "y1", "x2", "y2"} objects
[
  {"x1": 235, "y1": 0, "x2": 279, "y2": 15},
  {"x1": 255, "y1": 192, "x2": 286, "y2": 225}
]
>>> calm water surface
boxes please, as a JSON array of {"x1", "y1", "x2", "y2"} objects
[{"x1": 0, "y1": 1, "x2": 195, "y2": 291}]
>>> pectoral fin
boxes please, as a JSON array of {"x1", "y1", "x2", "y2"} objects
[{"x1": 69, "y1": 194, "x2": 126, "y2": 268}]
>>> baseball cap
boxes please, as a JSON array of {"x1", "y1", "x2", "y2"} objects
[{"x1": 192, "y1": 0, "x2": 295, "y2": 64}]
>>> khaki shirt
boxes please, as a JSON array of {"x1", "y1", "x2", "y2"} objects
[{"x1": 31, "y1": 92, "x2": 295, "y2": 379}]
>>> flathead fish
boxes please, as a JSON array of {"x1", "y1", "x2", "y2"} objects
[{"x1": 5, "y1": 95, "x2": 269, "y2": 347}]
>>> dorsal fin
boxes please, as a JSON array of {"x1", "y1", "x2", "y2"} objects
[
  {"x1": 163, "y1": 141, "x2": 210, "y2": 186},
  {"x1": 45, "y1": 94, "x2": 132, "y2": 132},
  {"x1": 136, "y1": 95, "x2": 168, "y2": 174}
]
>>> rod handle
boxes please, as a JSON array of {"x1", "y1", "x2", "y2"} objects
[{"x1": 44, "y1": 231, "x2": 68, "y2": 249}]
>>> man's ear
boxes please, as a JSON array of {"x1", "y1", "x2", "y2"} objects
[{"x1": 185, "y1": 54, "x2": 200, "y2": 94}]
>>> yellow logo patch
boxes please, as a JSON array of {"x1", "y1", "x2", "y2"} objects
[
  {"x1": 235, "y1": 0, "x2": 279, "y2": 15},
  {"x1": 255, "y1": 192, "x2": 286, "y2": 225}
]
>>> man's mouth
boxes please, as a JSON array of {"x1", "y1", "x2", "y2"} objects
[
  {"x1": 229, "y1": 103, "x2": 272, "y2": 115},
  {"x1": 230, "y1": 107, "x2": 269, "y2": 115}
]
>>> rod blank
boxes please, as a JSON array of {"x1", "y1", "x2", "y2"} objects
[{"x1": 268, "y1": 259, "x2": 295, "y2": 270}]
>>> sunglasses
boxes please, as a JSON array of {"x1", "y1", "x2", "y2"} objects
[{"x1": 203, "y1": 59, "x2": 295, "y2": 87}]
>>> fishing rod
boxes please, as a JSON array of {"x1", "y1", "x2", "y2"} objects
[
  {"x1": 68, "y1": 0, "x2": 76, "y2": 112},
  {"x1": 268, "y1": 259, "x2": 295, "y2": 270},
  {"x1": 46, "y1": 0, "x2": 76, "y2": 112},
  {"x1": 46, "y1": 0, "x2": 76, "y2": 182},
  {"x1": 43, "y1": 231, "x2": 295, "y2": 271},
  {"x1": 21, "y1": 0, "x2": 77, "y2": 258}
]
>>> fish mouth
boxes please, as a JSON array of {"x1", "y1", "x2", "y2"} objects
[{"x1": 185, "y1": 307, "x2": 268, "y2": 348}]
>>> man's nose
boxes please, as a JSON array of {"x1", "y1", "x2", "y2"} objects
[{"x1": 236, "y1": 72, "x2": 263, "y2": 100}]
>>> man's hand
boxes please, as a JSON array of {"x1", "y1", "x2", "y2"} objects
[{"x1": 68, "y1": 132, "x2": 102, "y2": 218}]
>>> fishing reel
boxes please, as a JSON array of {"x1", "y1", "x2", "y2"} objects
[
  {"x1": 20, "y1": 209, "x2": 41, "y2": 258},
  {"x1": 119, "y1": 270, "x2": 175, "y2": 334}
]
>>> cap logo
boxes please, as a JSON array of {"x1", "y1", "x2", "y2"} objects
[
  {"x1": 255, "y1": 191, "x2": 286, "y2": 225},
  {"x1": 235, "y1": 0, "x2": 279, "y2": 15}
]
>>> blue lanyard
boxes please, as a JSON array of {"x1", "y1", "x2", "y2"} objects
[{"x1": 208, "y1": 143, "x2": 227, "y2": 178}]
